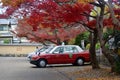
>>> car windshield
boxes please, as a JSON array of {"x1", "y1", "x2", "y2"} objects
[
  {"x1": 35, "y1": 46, "x2": 48, "y2": 53},
  {"x1": 45, "y1": 46, "x2": 54, "y2": 53}
]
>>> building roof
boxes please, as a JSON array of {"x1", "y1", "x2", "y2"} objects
[
  {"x1": 0, "y1": 19, "x2": 17, "y2": 25},
  {"x1": 0, "y1": 35, "x2": 13, "y2": 38}
]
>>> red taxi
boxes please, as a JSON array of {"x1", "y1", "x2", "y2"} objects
[{"x1": 29, "y1": 45, "x2": 90, "y2": 68}]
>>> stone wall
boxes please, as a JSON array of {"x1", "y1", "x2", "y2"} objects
[{"x1": 0, "y1": 44, "x2": 42, "y2": 56}]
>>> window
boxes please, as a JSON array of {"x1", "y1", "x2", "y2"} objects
[
  {"x1": 72, "y1": 47, "x2": 79, "y2": 53},
  {"x1": 53, "y1": 47, "x2": 64, "y2": 53},
  {"x1": 64, "y1": 46, "x2": 78, "y2": 53},
  {"x1": 0, "y1": 25, "x2": 8, "y2": 31}
]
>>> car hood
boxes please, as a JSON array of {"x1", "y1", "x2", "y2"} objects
[{"x1": 27, "y1": 52, "x2": 36, "y2": 57}]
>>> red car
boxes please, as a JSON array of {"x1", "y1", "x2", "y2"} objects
[{"x1": 29, "y1": 45, "x2": 90, "y2": 68}]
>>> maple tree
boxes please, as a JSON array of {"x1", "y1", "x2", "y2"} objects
[
  {"x1": 1, "y1": 0, "x2": 120, "y2": 73},
  {"x1": 13, "y1": 19, "x2": 85, "y2": 45},
  {"x1": 1, "y1": 0, "x2": 99, "y2": 69},
  {"x1": 1, "y1": 0, "x2": 89, "y2": 45}
]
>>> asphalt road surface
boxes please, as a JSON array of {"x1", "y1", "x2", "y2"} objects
[{"x1": 0, "y1": 57, "x2": 73, "y2": 80}]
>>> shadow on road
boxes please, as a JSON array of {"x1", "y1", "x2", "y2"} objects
[{"x1": 30, "y1": 63, "x2": 91, "y2": 68}]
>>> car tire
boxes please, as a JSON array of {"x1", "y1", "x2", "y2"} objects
[
  {"x1": 37, "y1": 59, "x2": 47, "y2": 68},
  {"x1": 76, "y1": 58, "x2": 84, "y2": 66}
]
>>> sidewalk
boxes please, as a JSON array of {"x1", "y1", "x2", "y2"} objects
[{"x1": 55, "y1": 65, "x2": 120, "y2": 80}]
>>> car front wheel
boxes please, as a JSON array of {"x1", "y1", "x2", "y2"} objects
[
  {"x1": 37, "y1": 59, "x2": 47, "y2": 68},
  {"x1": 76, "y1": 58, "x2": 84, "y2": 66}
]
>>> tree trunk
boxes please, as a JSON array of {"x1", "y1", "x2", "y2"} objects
[
  {"x1": 98, "y1": 28, "x2": 116, "y2": 72},
  {"x1": 54, "y1": 29, "x2": 61, "y2": 45},
  {"x1": 89, "y1": 30, "x2": 100, "y2": 69},
  {"x1": 101, "y1": 46, "x2": 116, "y2": 72},
  {"x1": 96, "y1": 4, "x2": 116, "y2": 72}
]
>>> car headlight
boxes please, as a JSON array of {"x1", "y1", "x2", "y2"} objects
[{"x1": 31, "y1": 55, "x2": 39, "y2": 61}]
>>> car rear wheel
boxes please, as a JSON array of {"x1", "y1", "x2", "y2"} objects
[
  {"x1": 76, "y1": 58, "x2": 84, "y2": 66},
  {"x1": 37, "y1": 59, "x2": 47, "y2": 68}
]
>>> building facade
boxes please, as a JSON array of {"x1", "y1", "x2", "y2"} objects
[
  {"x1": 0, "y1": 19, "x2": 30, "y2": 44},
  {"x1": 0, "y1": 19, "x2": 16, "y2": 44}
]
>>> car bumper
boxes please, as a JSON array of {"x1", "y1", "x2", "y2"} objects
[{"x1": 30, "y1": 60, "x2": 38, "y2": 65}]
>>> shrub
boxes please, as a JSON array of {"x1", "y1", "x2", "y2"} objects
[{"x1": 4, "y1": 39, "x2": 11, "y2": 44}]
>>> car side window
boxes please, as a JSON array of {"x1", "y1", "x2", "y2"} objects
[
  {"x1": 64, "y1": 47, "x2": 72, "y2": 53},
  {"x1": 72, "y1": 47, "x2": 79, "y2": 53},
  {"x1": 64, "y1": 46, "x2": 78, "y2": 53},
  {"x1": 53, "y1": 47, "x2": 64, "y2": 54}
]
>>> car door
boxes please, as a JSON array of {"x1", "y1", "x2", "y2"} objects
[
  {"x1": 56, "y1": 46, "x2": 75, "y2": 64},
  {"x1": 55, "y1": 46, "x2": 69, "y2": 64},
  {"x1": 62, "y1": 46, "x2": 79, "y2": 63},
  {"x1": 49, "y1": 47, "x2": 64, "y2": 64}
]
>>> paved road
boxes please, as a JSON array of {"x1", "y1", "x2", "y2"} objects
[{"x1": 0, "y1": 57, "x2": 73, "y2": 80}]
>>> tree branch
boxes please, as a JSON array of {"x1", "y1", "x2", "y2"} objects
[
  {"x1": 107, "y1": 0, "x2": 120, "y2": 27},
  {"x1": 82, "y1": 12, "x2": 96, "y2": 19},
  {"x1": 89, "y1": 2, "x2": 101, "y2": 7}
]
